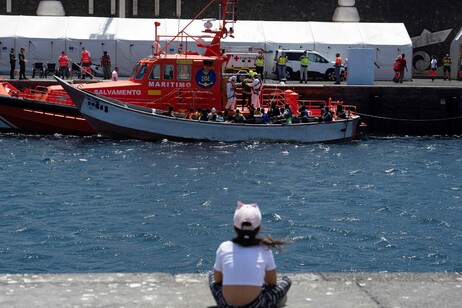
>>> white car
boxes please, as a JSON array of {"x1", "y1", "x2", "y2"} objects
[{"x1": 272, "y1": 49, "x2": 344, "y2": 81}]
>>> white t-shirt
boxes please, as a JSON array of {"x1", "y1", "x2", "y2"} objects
[
  {"x1": 214, "y1": 241, "x2": 276, "y2": 286},
  {"x1": 430, "y1": 58, "x2": 437, "y2": 70},
  {"x1": 112, "y1": 70, "x2": 119, "y2": 81}
]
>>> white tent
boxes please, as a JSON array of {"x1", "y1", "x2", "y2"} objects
[
  {"x1": 66, "y1": 17, "x2": 118, "y2": 69},
  {"x1": 0, "y1": 15, "x2": 412, "y2": 80},
  {"x1": 358, "y1": 23, "x2": 413, "y2": 81},
  {"x1": 0, "y1": 16, "x2": 19, "y2": 66},
  {"x1": 449, "y1": 27, "x2": 462, "y2": 80}
]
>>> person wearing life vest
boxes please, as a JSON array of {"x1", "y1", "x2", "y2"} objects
[
  {"x1": 397, "y1": 53, "x2": 407, "y2": 83},
  {"x1": 334, "y1": 53, "x2": 342, "y2": 84},
  {"x1": 80, "y1": 47, "x2": 92, "y2": 79},
  {"x1": 254, "y1": 51, "x2": 265, "y2": 81},
  {"x1": 248, "y1": 70, "x2": 262, "y2": 109},
  {"x1": 393, "y1": 55, "x2": 401, "y2": 83},
  {"x1": 58, "y1": 51, "x2": 69, "y2": 79},
  {"x1": 241, "y1": 73, "x2": 252, "y2": 109},
  {"x1": 277, "y1": 51, "x2": 288, "y2": 81},
  {"x1": 299, "y1": 50, "x2": 309, "y2": 83},
  {"x1": 442, "y1": 54, "x2": 452, "y2": 81}
]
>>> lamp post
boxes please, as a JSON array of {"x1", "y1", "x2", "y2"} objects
[{"x1": 332, "y1": 0, "x2": 360, "y2": 22}]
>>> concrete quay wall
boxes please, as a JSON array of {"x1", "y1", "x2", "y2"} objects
[
  {"x1": 266, "y1": 81, "x2": 462, "y2": 135},
  {"x1": 7, "y1": 78, "x2": 462, "y2": 136},
  {"x1": 1, "y1": 272, "x2": 462, "y2": 307}
]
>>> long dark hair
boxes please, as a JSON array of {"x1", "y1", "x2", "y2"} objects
[{"x1": 232, "y1": 223, "x2": 290, "y2": 251}]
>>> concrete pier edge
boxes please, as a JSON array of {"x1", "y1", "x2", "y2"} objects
[{"x1": 1, "y1": 272, "x2": 462, "y2": 307}]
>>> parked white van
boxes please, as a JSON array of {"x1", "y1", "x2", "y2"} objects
[{"x1": 272, "y1": 49, "x2": 343, "y2": 81}]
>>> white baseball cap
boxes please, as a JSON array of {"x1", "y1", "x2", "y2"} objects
[{"x1": 233, "y1": 201, "x2": 262, "y2": 230}]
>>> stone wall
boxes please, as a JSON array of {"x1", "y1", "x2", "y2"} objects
[{"x1": 4, "y1": 1, "x2": 458, "y2": 36}]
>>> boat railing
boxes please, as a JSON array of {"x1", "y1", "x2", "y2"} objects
[
  {"x1": 261, "y1": 87, "x2": 357, "y2": 118},
  {"x1": 260, "y1": 87, "x2": 286, "y2": 109}
]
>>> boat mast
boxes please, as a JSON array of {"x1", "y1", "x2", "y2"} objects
[{"x1": 153, "y1": 0, "x2": 238, "y2": 57}]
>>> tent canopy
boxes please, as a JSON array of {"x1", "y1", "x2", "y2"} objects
[{"x1": 0, "y1": 15, "x2": 412, "y2": 80}]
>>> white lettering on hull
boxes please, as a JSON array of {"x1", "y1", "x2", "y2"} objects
[
  {"x1": 93, "y1": 89, "x2": 142, "y2": 96},
  {"x1": 148, "y1": 81, "x2": 192, "y2": 88}
]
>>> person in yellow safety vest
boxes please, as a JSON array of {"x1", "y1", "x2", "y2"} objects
[
  {"x1": 299, "y1": 51, "x2": 309, "y2": 84},
  {"x1": 334, "y1": 53, "x2": 342, "y2": 84},
  {"x1": 277, "y1": 51, "x2": 288, "y2": 81},
  {"x1": 254, "y1": 52, "x2": 265, "y2": 81},
  {"x1": 442, "y1": 54, "x2": 452, "y2": 81}
]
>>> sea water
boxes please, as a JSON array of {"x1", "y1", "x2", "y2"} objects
[{"x1": 0, "y1": 134, "x2": 461, "y2": 274}]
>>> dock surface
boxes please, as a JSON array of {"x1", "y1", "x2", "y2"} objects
[{"x1": 1, "y1": 272, "x2": 462, "y2": 307}]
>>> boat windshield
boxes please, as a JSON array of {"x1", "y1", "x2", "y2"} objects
[
  {"x1": 129, "y1": 63, "x2": 141, "y2": 78},
  {"x1": 135, "y1": 63, "x2": 149, "y2": 80}
]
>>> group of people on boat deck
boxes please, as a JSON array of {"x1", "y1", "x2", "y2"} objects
[{"x1": 179, "y1": 101, "x2": 346, "y2": 125}]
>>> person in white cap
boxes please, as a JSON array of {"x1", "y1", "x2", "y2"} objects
[
  {"x1": 225, "y1": 76, "x2": 237, "y2": 110},
  {"x1": 209, "y1": 201, "x2": 292, "y2": 307},
  {"x1": 207, "y1": 107, "x2": 217, "y2": 121}
]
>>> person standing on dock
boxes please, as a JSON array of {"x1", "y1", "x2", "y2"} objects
[
  {"x1": 9, "y1": 48, "x2": 16, "y2": 79},
  {"x1": 430, "y1": 55, "x2": 437, "y2": 82},
  {"x1": 299, "y1": 50, "x2": 309, "y2": 83},
  {"x1": 18, "y1": 47, "x2": 27, "y2": 80},
  {"x1": 334, "y1": 52, "x2": 342, "y2": 84},
  {"x1": 101, "y1": 51, "x2": 111, "y2": 80},
  {"x1": 443, "y1": 54, "x2": 452, "y2": 81},
  {"x1": 393, "y1": 55, "x2": 401, "y2": 82},
  {"x1": 277, "y1": 51, "x2": 288, "y2": 81},
  {"x1": 80, "y1": 47, "x2": 92, "y2": 79},
  {"x1": 58, "y1": 51, "x2": 70, "y2": 79},
  {"x1": 254, "y1": 51, "x2": 265, "y2": 81},
  {"x1": 397, "y1": 53, "x2": 407, "y2": 83}
]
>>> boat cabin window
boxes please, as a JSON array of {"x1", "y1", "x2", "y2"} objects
[
  {"x1": 177, "y1": 65, "x2": 191, "y2": 81},
  {"x1": 149, "y1": 64, "x2": 161, "y2": 80},
  {"x1": 135, "y1": 63, "x2": 149, "y2": 80},
  {"x1": 129, "y1": 63, "x2": 141, "y2": 78},
  {"x1": 163, "y1": 65, "x2": 174, "y2": 80}
]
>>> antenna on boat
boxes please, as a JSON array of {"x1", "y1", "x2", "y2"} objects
[
  {"x1": 153, "y1": 1, "x2": 238, "y2": 57},
  {"x1": 154, "y1": 21, "x2": 161, "y2": 55}
]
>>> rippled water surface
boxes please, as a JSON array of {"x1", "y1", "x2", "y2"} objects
[{"x1": 0, "y1": 134, "x2": 461, "y2": 274}]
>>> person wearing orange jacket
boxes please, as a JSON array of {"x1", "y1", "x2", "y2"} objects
[
  {"x1": 334, "y1": 53, "x2": 342, "y2": 84},
  {"x1": 58, "y1": 51, "x2": 70, "y2": 79},
  {"x1": 80, "y1": 47, "x2": 92, "y2": 79}
]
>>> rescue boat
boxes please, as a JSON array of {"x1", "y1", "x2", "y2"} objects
[{"x1": 0, "y1": 0, "x2": 238, "y2": 134}]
